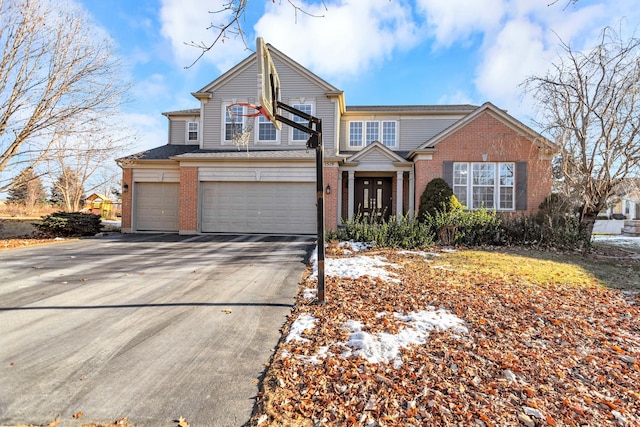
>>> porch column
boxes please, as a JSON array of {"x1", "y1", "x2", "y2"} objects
[
  {"x1": 396, "y1": 171, "x2": 404, "y2": 222},
  {"x1": 337, "y1": 171, "x2": 343, "y2": 225},
  {"x1": 347, "y1": 171, "x2": 355, "y2": 220},
  {"x1": 408, "y1": 169, "x2": 415, "y2": 219}
]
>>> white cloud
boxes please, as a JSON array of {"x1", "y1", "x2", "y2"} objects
[
  {"x1": 416, "y1": 0, "x2": 506, "y2": 47},
  {"x1": 254, "y1": 0, "x2": 420, "y2": 79},
  {"x1": 474, "y1": 19, "x2": 548, "y2": 115},
  {"x1": 437, "y1": 90, "x2": 476, "y2": 106},
  {"x1": 120, "y1": 113, "x2": 167, "y2": 153},
  {"x1": 159, "y1": 0, "x2": 251, "y2": 72}
]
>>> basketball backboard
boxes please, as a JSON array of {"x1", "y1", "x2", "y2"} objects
[{"x1": 256, "y1": 37, "x2": 282, "y2": 130}]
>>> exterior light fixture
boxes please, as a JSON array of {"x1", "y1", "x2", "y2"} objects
[
  {"x1": 123, "y1": 184, "x2": 129, "y2": 193},
  {"x1": 326, "y1": 184, "x2": 331, "y2": 194}
]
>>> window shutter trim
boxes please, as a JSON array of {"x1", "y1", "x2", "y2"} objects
[
  {"x1": 443, "y1": 161, "x2": 454, "y2": 188},
  {"x1": 516, "y1": 162, "x2": 527, "y2": 211}
]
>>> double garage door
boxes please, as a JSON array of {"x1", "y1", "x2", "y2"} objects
[
  {"x1": 134, "y1": 181, "x2": 316, "y2": 234},
  {"x1": 201, "y1": 182, "x2": 316, "y2": 234}
]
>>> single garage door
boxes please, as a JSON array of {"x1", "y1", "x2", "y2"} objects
[
  {"x1": 201, "y1": 182, "x2": 316, "y2": 234},
  {"x1": 134, "y1": 182, "x2": 179, "y2": 232}
]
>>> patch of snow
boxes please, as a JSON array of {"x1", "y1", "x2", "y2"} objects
[
  {"x1": 309, "y1": 246, "x2": 399, "y2": 283},
  {"x1": 592, "y1": 234, "x2": 640, "y2": 249},
  {"x1": 286, "y1": 314, "x2": 317, "y2": 343},
  {"x1": 341, "y1": 309, "x2": 467, "y2": 368},
  {"x1": 302, "y1": 288, "x2": 317, "y2": 299},
  {"x1": 338, "y1": 240, "x2": 374, "y2": 253}
]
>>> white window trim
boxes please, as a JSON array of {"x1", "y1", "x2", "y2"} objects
[
  {"x1": 289, "y1": 101, "x2": 315, "y2": 145},
  {"x1": 454, "y1": 162, "x2": 515, "y2": 211},
  {"x1": 381, "y1": 120, "x2": 398, "y2": 148},
  {"x1": 348, "y1": 120, "x2": 398, "y2": 149},
  {"x1": 256, "y1": 114, "x2": 280, "y2": 144},
  {"x1": 186, "y1": 120, "x2": 199, "y2": 143},
  {"x1": 222, "y1": 103, "x2": 247, "y2": 146}
]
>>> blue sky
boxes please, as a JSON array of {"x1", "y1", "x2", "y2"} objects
[{"x1": 78, "y1": 0, "x2": 639, "y2": 153}]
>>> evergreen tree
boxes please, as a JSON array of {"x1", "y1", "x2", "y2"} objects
[
  {"x1": 418, "y1": 178, "x2": 455, "y2": 221},
  {"x1": 7, "y1": 169, "x2": 46, "y2": 213}
]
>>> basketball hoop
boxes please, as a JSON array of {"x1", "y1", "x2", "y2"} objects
[{"x1": 226, "y1": 103, "x2": 265, "y2": 153}]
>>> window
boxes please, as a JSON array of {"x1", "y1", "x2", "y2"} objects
[
  {"x1": 187, "y1": 121, "x2": 199, "y2": 142},
  {"x1": 454, "y1": 162, "x2": 515, "y2": 210},
  {"x1": 257, "y1": 115, "x2": 277, "y2": 142},
  {"x1": 348, "y1": 120, "x2": 397, "y2": 148},
  {"x1": 349, "y1": 122, "x2": 363, "y2": 147},
  {"x1": 291, "y1": 103, "x2": 313, "y2": 142},
  {"x1": 365, "y1": 122, "x2": 379, "y2": 145},
  {"x1": 498, "y1": 163, "x2": 515, "y2": 210},
  {"x1": 453, "y1": 163, "x2": 468, "y2": 207},
  {"x1": 381, "y1": 121, "x2": 396, "y2": 147},
  {"x1": 225, "y1": 104, "x2": 244, "y2": 141}
]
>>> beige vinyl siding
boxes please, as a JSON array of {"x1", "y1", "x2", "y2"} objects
[
  {"x1": 168, "y1": 117, "x2": 200, "y2": 145},
  {"x1": 169, "y1": 120, "x2": 186, "y2": 145}
]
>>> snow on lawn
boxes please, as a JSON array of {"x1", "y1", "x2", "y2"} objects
[
  {"x1": 308, "y1": 245, "x2": 400, "y2": 283},
  {"x1": 293, "y1": 242, "x2": 468, "y2": 368},
  {"x1": 592, "y1": 234, "x2": 640, "y2": 250}
]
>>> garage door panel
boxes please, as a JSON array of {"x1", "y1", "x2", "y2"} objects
[
  {"x1": 135, "y1": 183, "x2": 179, "y2": 232},
  {"x1": 202, "y1": 182, "x2": 316, "y2": 234}
]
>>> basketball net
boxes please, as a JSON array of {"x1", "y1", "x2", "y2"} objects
[{"x1": 226, "y1": 103, "x2": 264, "y2": 154}]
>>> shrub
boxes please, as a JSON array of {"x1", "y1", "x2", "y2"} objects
[
  {"x1": 418, "y1": 178, "x2": 455, "y2": 220},
  {"x1": 424, "y1": 208, "x2": 502, "y2": 246},
  {"x1": 327, "y1": 214, "x2": 435, "y2": 249},
  {"x1": 35, "y1": 212, "x2": 102, "y2": 237}
]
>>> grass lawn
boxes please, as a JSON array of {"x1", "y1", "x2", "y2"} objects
[{"x1": 252, "y1": 245, "x2": 640, "y2": 426}]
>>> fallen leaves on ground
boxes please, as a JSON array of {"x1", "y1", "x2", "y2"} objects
[
  {"x1": 14, "y1": 417, "x2": 134, "y2": 427},
  {"x1": 252, "y1": 248, "x2": 640, "y2": 426},
  {"x1": 0, "y1": 237, "x2": 71, "y2": 250}
]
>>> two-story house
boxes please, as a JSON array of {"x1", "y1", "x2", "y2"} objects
[{"x1": 117, "y1": 44, "x2": 557, "y2": 235}]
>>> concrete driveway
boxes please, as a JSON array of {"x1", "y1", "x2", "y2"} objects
[{"x1": 0, "y1": 233, "x2": 313, "y2": 427}]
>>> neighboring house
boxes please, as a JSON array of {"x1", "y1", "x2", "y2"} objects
[
  {"x1": 602, "y1": 179, "x2": 640, "y2": 220},
  {"x1": 83, "y1": 193, "x2": 114, "y2": 218},
  {"x1": 117, "y1": 44, "x2": 557, "y2": 235}
]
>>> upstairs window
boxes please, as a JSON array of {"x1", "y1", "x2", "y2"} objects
[
  {"x1": 257, "y1": 115, "x2": 277, "y2": 142},
  {"x1": 348, "y1": 121, "x2": 397, "y2": 148},
  {"x1": 224, "y1": 104, "x2": 244, "y2": 142},
  {"x1": 291, "y1": 103, "x2": 313, "y2": 142},
  {"x1": 187, "y1": 121, "x2": 199, "y2": 142},
  {"x1": 349, "y1": 122, "x2": 363, "y2": 147}
]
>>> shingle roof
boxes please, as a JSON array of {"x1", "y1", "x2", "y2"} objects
[
  {"x1": 161, "y1": 108, "x2": 200, "y2": 116},
  {"x1": 117, "y1": 145, "x2": 315, "y2": 162},
  {"x1": 173, "y1": 149, "x2": 315, "y2": 160},
  {"x1": 117, "y1": 145, "x2": 201, "y2": 162},
  {"x1": 344, "y1": 105, "x2": 478, "y2": 114}
]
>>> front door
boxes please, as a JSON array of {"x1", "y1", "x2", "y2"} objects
[{"x1": 354, "y1": 178, "x2": 392, "y2": 221}]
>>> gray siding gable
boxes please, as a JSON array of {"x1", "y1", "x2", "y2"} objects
[{"x1": 195, "y1": 45, "x2": 343, "y2": 153}]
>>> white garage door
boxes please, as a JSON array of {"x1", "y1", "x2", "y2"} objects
[
  {"x1": 201, "y1": 182, "x2": 316, "y2": 234},
  {"x1": 134, "y1": 182, "x2": 179, "y2": 232}
]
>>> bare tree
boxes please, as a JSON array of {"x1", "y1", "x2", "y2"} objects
[
  {"x1": 524, "y1": 26, "x2": 640, "y2": 243},
  {"x1": 0, "y1": 0, "x2": 130, "y2": 192},
  {"x1": 185, "y1": 0, "x2": 327, "y2": 67},
  {"x1": 46, "y1": 117, "x2": 130, "y2": 212}
]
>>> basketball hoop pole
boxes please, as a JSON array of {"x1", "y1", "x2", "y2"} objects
[{"x1": 273, "y1": 101, "x2": 326, "y2": 303}]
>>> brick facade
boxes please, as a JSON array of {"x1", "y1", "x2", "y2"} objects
[
  {"x1": 324, "y1": 165, "x2": 339, "y2": 231},
  {"x1": 414, "y1": 111, "x2": 552, "y2": 214},
  {"x1": 179, "y1": 167, "x2": 198, "y2": 233},
  {"x1": 121, "y1": 168, "x2": 133, "y2": 232}
]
